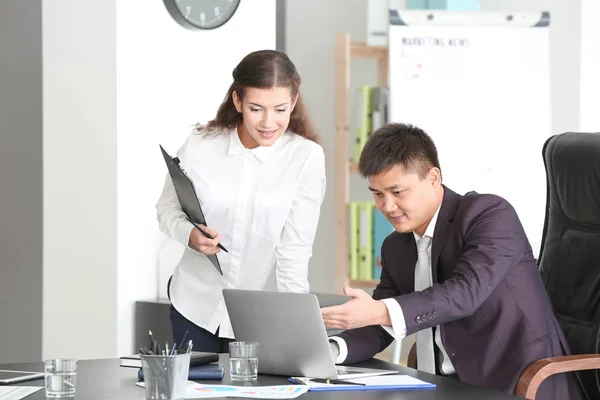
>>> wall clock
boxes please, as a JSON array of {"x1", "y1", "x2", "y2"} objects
[{"x1": 163, "y1": 0, "x2": 241, "y2": 30}]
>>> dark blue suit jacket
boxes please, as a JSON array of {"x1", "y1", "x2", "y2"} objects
[{"x1": 338, "y1": 187, "x2": 582, "y2": 399}]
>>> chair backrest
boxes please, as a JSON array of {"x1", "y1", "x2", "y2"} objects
[{"x1": 539, "y1": 132, "x2": 600, "y2": 400}]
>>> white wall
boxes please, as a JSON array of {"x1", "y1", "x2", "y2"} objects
[
  {"x1": 286, "y1": 0, "x2": 584, "y2": 293},
  {"x1": 43, "y1": 0, "x2": 118, "y2": 359},
  {"x1": 42, "y1": 0, "x2": 276, "y2": 359},
  {"x1": 579, "y1": 0, "x2": 600, "y2": 131}
]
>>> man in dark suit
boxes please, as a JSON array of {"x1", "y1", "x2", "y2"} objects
[{"x1": 321, "y1": 123, "x2": 582, "y2": 399}]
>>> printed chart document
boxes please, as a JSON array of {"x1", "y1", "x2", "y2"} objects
[
  {"x1": 136, "y1": 381, "x2": 308, "y2": 399},
  {"x1": 0, "y1": 386, "x2": 43, "y2": 400}
]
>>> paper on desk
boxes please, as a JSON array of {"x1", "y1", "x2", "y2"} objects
[
  {"x1": 136, "y1": 381, "x2": 309, "y2": 399},
  {"x1": 0, "y1": 386, "x2": 43, "y2": 400},
  {"x1": 292, "y1": 374, "x2": 435, "y2": 388},
  {"x1": 345, "y1": 374, "x2": 432, "y2": 386}
]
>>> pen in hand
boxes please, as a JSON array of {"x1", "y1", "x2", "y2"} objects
[
  {"x1": 311, "y1": 378, "x2": 365, "y2": 386},
  {"x1": 186, "y1": 218, "x2": 229, "y2": 253}
]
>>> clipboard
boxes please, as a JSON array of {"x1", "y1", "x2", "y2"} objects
[{"x1": 160, "y1": 145, "x2": 223, "y2": 275}]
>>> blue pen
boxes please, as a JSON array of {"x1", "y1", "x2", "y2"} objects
[{"x1": 311, "y1": 378, "x2": 365, "y2": 386}]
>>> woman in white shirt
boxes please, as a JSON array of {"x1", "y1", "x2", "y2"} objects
[{"x1": 156, "y1": 50, "x2": 326, "y2": 352}]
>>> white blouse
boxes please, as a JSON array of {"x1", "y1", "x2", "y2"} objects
[{"x1": 156, "y1": 129, "x2": 326, "y2": 338}]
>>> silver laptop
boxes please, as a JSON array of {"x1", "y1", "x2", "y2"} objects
[{"x1": 223, "y1": 289, "x2": 397, "y2": 379}]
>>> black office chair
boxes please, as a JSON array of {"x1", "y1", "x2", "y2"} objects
[{"x1": 516, "y1": 132, "x2": 600, "y2": 399}]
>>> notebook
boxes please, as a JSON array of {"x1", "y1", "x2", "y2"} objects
[
  {"x1": 0, "y1": 386, "x2": 43, "y2": 399},
  {"x1": 0, "y1": 370, "x2": 44, "y2": 384},
  {"x1": 289, "y1": 374, "x2": 436, "y2": 391},
  {"x1": 120, "y1": 351, "x2": 219, "y2": 368},
  {"x1": 159, "y1": 144, "x2": 222, "y2": 275},
  {"x1": 137, "y1": 364, "x2": 224, "y2": 381}
]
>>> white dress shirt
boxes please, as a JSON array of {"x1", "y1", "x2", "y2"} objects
[
  {"x1": 332, "y1": 206, "x2": 456, "y2": 375},
  {"x1": 156, "y1": 129, "x2": 326, "y2": 338}
]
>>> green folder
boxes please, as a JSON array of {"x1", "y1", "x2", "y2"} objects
[
  {"x1": 349, "y1": 202, "x2": 360, "y2": 280},
  {"x1": 353, "y1": 86, "x2": 373, "y2": 163},
  {"x1": 358, "y1": 202, "x2": 375, "y2": 280}
]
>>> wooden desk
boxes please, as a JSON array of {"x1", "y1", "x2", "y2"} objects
[{"x1": 0, "y1": 354, "x2": 520, "y2": 399}]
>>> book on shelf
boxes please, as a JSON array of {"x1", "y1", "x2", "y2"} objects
[
  {"x1": 373, "y1": 208, "x2": 395, "y2": 280},
  {"x1": 348, "y1": 201, "x2": 394, "y2": 282},
  {"x1": 358, "y1": 201, "x2": 375, "y2": 281},
  {"x1": 353, "y1": 86, "x2": 373, "y2": 163},
  {"x1": 349, "y1": 202, "x2": 360, "y2": 280},
  {"x1": 371, "y1": 86, "x2": 389, "y2": 131},
  {"x1": 351, "y1": 85, "x2": 389, "y2": 164}
]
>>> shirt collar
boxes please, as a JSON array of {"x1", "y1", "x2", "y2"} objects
[
  {"x1": 227, "y1": 128, "x2": 287, "y2": 164},
  {"x1": 413, "y1": 204, "x2": 441, "y2": 242}
]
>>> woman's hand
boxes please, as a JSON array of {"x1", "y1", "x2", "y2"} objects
[{"x1": 188, "y1": 224, "x2": 222, "y2": 255}]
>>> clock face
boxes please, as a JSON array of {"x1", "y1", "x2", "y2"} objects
[{"x1": 164, "y1": 0, "x2": 241, "y2": 30}]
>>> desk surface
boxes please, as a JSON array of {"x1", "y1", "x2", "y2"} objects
[{"x1": 0, "y1": 355, "x2": 519, "y2": 399}]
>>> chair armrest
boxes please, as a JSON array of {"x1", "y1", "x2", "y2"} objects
[
  {"x1": 516, "y1": 354, "x2": 600, "y2": 399},
  {"x1": 407, "y1": 342, "x2": 417, "y2": 369}
]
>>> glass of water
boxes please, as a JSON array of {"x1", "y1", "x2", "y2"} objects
[
  {"x1": 229, "y1": 341, "x2": 259, "y2": 381},
  {"x1": 44, "y1": 358, "x2": 77, "y2": 398}
]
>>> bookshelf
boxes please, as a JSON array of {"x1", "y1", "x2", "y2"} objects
[{"x1": 334, "y1": 32, "x2": 389, "y2": 293}]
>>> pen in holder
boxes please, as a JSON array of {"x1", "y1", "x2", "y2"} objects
[{"x1": 140, "y1": 352, "x2": 191, "y2": 400}]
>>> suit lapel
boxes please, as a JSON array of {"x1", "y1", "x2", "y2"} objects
[{"x1": 431, "y1": 186, "x2": 460, "y2": 283}]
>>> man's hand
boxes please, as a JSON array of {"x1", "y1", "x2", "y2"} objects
[{"x1": 320, "y1": 286, "x2": 391, "y2": 330}]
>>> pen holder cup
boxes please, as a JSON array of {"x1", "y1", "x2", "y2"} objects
[{"x1": 140, "y1": 353, "x2": 191, "y2": 400}]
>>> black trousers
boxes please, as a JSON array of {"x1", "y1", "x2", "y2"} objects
[{"x1": 167, "y1": 277, "x2": 233, "y2": 353}]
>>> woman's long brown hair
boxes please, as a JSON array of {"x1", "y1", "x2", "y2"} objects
[{"x1": 198, "y1": 50, "x2": 319, "y2": 144}]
